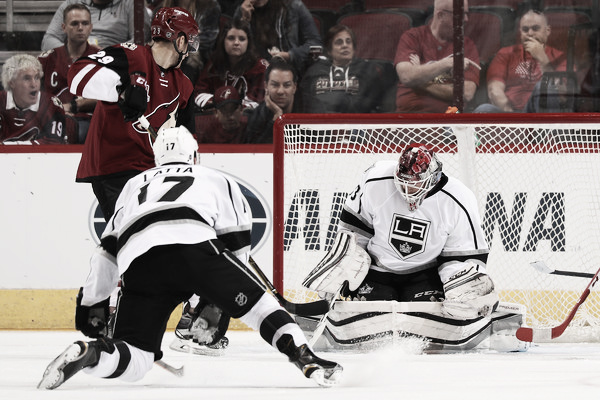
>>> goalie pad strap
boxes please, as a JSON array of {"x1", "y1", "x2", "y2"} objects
[{"x1": 303, "y1": 232, "x2": 351, "y2": 288}]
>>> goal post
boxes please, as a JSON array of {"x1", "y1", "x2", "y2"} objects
[{"x1": 273, "y1": 113, "x2": 600, "y2": 342}]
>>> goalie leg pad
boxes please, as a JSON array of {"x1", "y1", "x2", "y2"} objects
[
  {"x1": 297, "y1": 300, "x2": 528, "y2": 353},
  {"x1": 302, "y1": 231, "x2": 371, "y2": 295}
]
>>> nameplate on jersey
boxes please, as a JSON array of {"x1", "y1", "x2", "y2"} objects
[{"x1": 389, "y1": 214, "x2": 430, "y2": 259}]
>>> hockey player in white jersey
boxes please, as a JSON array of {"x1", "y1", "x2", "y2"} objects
[
  {"x1": 301, "y1": 144, "x2": 527, "y2": 352},
  {"x1": 38, "y1": 126, "x2": 342, "y2": 390}
]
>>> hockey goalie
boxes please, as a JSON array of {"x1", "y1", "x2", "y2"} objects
[{"x1": 299, "y1": 144, "x2": 529, "y2": 353}]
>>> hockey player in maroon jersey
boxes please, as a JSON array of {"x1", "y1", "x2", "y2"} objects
[
  {"x1": 37, "y1": 126, "x2": 343, "y2": 390},
  {"x1": 38, "y1": 3, "x2": 100, "y2": 143},
  {"x1": 0, "y1": 54, "x2": 68, "y2": 145},
  {"x1": 68, "y1": 6, "x2": 199, "y2": 220}
]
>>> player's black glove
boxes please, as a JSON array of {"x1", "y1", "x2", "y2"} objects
[
  {"x1": 118, "y1": 71, "x2": 148, "y2": 122},
  {"x1": 75, "y1": 287, "x2": 110, "y2": 338}
]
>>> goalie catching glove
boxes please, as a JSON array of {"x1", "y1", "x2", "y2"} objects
[
  {"x1": 302, "y1": 231, "x2": 371, "y2": 296},
  {"x1": 439, "y1": 261, "x2": 499, "y2": 320}
]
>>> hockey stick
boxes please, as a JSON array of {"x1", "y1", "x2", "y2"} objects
[
  {"x1": 530, "y1": 260, "x2": 595, "y2": 279},
  {"x1": 516, "y1": 264, "x2": 600, "y2": 342},
  {"x1": 308, "y1": 283, "x2": 345, "y2": 347},
  {"x1": 138, "y1": 115, "x2": 157, "y2": 139},
  {"x1": 247, "y1": 256, "x2": 330, "y2": 316},
  {"x1": 155, "y1": 360, "x2": 184, "y2": 377}
]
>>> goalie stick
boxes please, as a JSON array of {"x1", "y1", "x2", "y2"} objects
[
  {"x1": 247, "y1": 256, "x2": 330, "y2": 316},
  {"x1": 516, "y1": 263, "x2": 600, "y2": 342},
  {"x1": 530, "y1": 260, "x2": 595, "y2": 279}
]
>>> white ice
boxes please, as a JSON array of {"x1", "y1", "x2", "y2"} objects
[{"x1": 2, "y1": 330, "x2": 600, "y2": 400}]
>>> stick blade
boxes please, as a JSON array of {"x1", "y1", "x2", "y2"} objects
[
  {"x1": 530, "y1": 260, "x2": 554, "y2": 274},
  {"x1": 516, "y1": 326, "x2": 552, "y2": 343}
]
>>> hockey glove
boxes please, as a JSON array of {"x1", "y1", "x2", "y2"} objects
[
  {"x1": 190, "y1": 300, "x2": 231, "y2": 346},
  {"x1": 75, "y1": 287, "x2": 110, "y2": 338},
  {"x1": 118, "y1": 72, "x2": 148, "y2": 122},
  {"x1": 440, "y1": 261, "x2": 499, "y2": 320}
]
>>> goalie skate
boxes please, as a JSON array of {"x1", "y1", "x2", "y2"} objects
[
  {"x1": 37, "y1": 341, "x2": 101, "y2": 390},
  {"x1": 169, "y1": 336, "x2": 229, "y2": 357}
]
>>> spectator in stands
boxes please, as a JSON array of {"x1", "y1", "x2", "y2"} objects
[
  {"x1": 194, "y1": 18, "x2": 268, "y2": 111},
  {"x1": 235, "y1": 0, "x2": 322, "y2": 77},
  {"x1": 38, "y1": 4, "x2": 99, "y2": 143},
  {"x1": 196, "y1": 85, "x2": 247, "y2": 143},
  {"x1": 243, "y1": 59, "x2": 298, "y2": 143},
  {"x1": 394, "y1": 0, "x2": 480, "y2": 113},
  {"x1": 151, "y1": 0, "x2": 221, "y2": 83},
  {"x1": 41, "y1": 0, "x2": 151, "y2": 51},
  {"x1": 0, "y1": 54, "x2": 68, "y2": 144},
  {"x1": 300, "y1": 24, "x2": 388, "y2": 113},
  {"x1": 474, "y1": 9, "x2": 567, "y2": 113}
]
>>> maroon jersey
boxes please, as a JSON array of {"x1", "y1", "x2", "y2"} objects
[
  {"x1": 194, "y1": 58, "x2": 268, "y2": 108},
  {"x1": 195, "y1": 113, "x2": 248, "y2": 144},
  {"x1": 68, "y1": 43, "x2": 194, "y2": 181},
  {"x1": 0, "y1": 91, "x2": 68, "y2": 144},
  {"x1": 38, "y1": 43, "x2": 100, "y2": 105}
]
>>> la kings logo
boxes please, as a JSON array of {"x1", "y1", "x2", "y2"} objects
[{"x1": 389, "y1": 214, "x2": 430, "y2": 259}]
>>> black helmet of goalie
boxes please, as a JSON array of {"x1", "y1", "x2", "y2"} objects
[
  {"x1": 394, "y1": 144, "x2": 443, "y2": 211},
  {"x1": 153, "y1": 126, "x2": 199, "y2": 166}
]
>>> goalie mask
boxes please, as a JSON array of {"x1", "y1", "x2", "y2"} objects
[
  {"x1": 394, "y1": 144, "x2": 443, "y2": 211},
  {"x1": 153, "y1": 126, "x2": 199, "y2": 166}
]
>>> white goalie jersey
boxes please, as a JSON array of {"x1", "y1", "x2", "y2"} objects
[{"x1": 339, "y1": 160, "x2": 489, "y2": 274}]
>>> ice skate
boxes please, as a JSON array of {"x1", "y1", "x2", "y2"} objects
[
  {"x1": 37, "y1": 340, "x2": 101, "y2": 390},
  {"x1": 289, "y1": 343, "x2": 343, "y2": 387}
]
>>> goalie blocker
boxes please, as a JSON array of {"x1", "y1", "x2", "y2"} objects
[{"x1": 296, "y1": 301, "x2": 529, "y2": 353}]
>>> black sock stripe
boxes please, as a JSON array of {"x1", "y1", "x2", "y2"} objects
[
  {"x1": 105, "y1": 341, "x2": 131, "y2": 379},
  {"x1": 259, "y1": 309, "x2": 295, "y2": 344}
]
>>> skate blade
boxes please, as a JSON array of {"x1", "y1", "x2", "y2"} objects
[
  {"x1": 37, "y1": 343, "x2": 83, "y2": 390},
  {"x1": 169, "y1": 338, "x2": 227, "y2": 357}
]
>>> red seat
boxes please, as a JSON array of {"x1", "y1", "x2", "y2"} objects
[
  {"x1": 544, "y1": 10, "x2": 592, "y2": 53},
  {"x1": 337, "y1": 11, "x2": 413, "y2": 62},
  {"x1": 464, "y1": 9, "x2": 505, "y2": 65}
]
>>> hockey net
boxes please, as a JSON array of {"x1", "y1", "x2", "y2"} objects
[{"x1": 273, "y1": 113, "x2": 600, "y2": 342}]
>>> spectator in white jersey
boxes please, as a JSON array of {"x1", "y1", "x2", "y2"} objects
[
  {"x1": 37, "y1": 126, "x2": 342, "y2": 390},
  {"x1": 300, "y1": 144, "x2": 525, "y2": 352},
  {"x1": 41, "y1": 0, "x2": 151, "y2": 52}
]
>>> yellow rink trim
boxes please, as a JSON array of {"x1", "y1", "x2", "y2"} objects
[
  {"x1": 2, "y1": 288, "x2": 599, "y2": 331},
  {"x1": 0, "y1": 289, "x2": 249, "y2": 330}
]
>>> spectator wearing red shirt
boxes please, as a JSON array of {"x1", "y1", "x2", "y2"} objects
[
  {"x1": 38, "y1": 3, "x2": 100, "y2": 143},
  {"x1": 196, "y1": 85, "x2": 247, "y2": 143},
  {"x1": 394, "y1": 0, "x2": 480, "y2": 113},
  {"x1": 0, "y1": 54, "x2": 68, "y2": 145},
  {"x1": 475, "y1": 9, "x2": 567, "y2": 113}
]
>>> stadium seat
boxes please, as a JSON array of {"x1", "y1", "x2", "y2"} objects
[
  {"x1": 544, "y1": 9, "x2": 592, "y2": 53},
  {"x1": 362, "y1": 0, "x2": 433, "y2": 26},
  {"x1": 303, "y1": 0, "x2": 363, "y2": 36},
  {"x1": 465, "y1": 9, "x2": 506, "y2": 66},
  {"x1": 337, "y1": 11, "x2": 413, "y2": 62}
]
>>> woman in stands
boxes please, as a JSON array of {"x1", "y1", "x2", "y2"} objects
[
  {"x1": 194, "y1": 18, "x2": 268, "y2": 111},
  {"x1": 300, "y1": 24, "x2": 389, "y2": 113},
  {"x1": 152, "y1": 0, "x2": 222, "y2": 82}
]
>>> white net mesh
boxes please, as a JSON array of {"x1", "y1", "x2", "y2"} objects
[{"x1": 275, "y1": 118, "x2": 600, "y2": 342}]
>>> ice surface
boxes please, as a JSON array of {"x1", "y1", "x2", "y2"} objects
[{"x1": 2, "y1": 330, "x2": 600, "y2": 399}]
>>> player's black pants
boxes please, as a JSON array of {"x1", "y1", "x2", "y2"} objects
[
  {"x1": 112, "y1": 240, "x2": 265, "y2": 360},
  {"x1": 354, "y1": 268, "x2": 445, "y2": 302}
]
